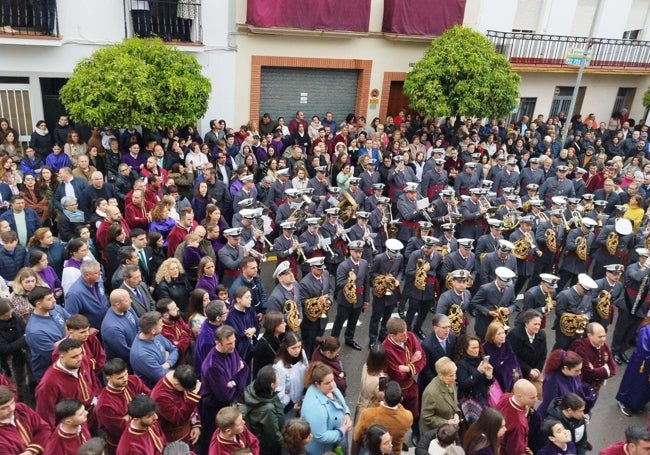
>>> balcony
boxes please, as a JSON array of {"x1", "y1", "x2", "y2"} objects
[
  {"x1": 0, "y1": 0, "x2": 59, "y2": 38},
  {"x1": 486, "y1": 30, "x2": 650, "y2": 71},
  {"x1": 125, "y1": 0, "x2": 202, "y2": 44}
]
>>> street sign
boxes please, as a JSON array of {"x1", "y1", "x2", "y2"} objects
[{"x1": 565, "y1": 47, "x2": 591, "y2": 66}]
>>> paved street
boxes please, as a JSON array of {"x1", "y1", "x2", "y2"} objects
[{"x1": 258, "y1": 262, "x2": 647, "y2": 452}]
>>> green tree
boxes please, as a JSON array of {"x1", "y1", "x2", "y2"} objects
[
  {"x1": 60, "y1": 38, "x2": 211, "y2": 129},
  {"x1": 643, "y1": 85, "x2": 650, "y2": 112},
  {"x1": 403, "y1": 25, "x2": 520, "y2": 120}
]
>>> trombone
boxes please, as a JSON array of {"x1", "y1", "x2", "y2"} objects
[
  {"x1": 248, "y1": 247, "x2": 269, "y2": 262},
  {"x1": 317, "y1": 230, "x2": 337, "y2": 258}
]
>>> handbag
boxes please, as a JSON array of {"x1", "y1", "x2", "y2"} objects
[
  {"x1": 487, "y1": 380, "x2": 504, "y2": 407},
  {"x1": 459, "y1": 396, "x2": 483, "y2": 424}
]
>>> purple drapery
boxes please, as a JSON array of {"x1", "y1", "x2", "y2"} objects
[
  {"x1": 382, "y1": 0, "x2": 466, "y2": 36},
  {"x1": 246, "y1": 0, "x2": 371, "y2": 32}
]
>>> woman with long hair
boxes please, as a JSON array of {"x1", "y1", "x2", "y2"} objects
[
  {"x1": 103, "y1": 224, "x2": 126, "y2": 284},
  {"x1": 195, "y1": 256, "x2": 218, "y2": 300},
  {"x1": 148, "y1": 201, "x2": 175, "y2": 247},
  {"x1": 538, "y1": 349, "x2": 594, "y2": 417},
  {"x1": 311, "y1": 336, "x2": 347, "y2": 396},
  {"x1": 9, "y1": 267, "x2": 43, "y2": 321},
  {"x1": 242, "y1": 364, "x2": 284, "y2": 455},
  {"x1": 191, "y1": 180, "x2": 211, "y2": 225},
  {"x1": 252, "y1": 310, "x2": 286, "y2": 377},
  {"x1": 364, "y1": 424, "x2": 393, "y2": 455},
  {"x1": 63, "y1": 129, "x2": 87, "y2": 167},
  {"x1": 184, "y1": 288, "x2": 210, "y2": 336},
  {"x1": 616, "y1": 317, "x2": 650, "y2": 415},
  {"x1": 301, "y1": 362, "x2": 351, "y2": 455},
  {"x1": 462, "y1": 407, "x2": 507, "y2": 455},
  {"x1": 27, "y1": 227, "x2": 65, "y2": 276},
  {"x1": 507, "y1": 309, "x2": 546, "y2": 398},
  {"x1": 455, "y1": 335, "x2": 494, "y2": 424},
  {"x1": 273, "y1": 331, "x2": 309, "y2": 417},
  {"x1": 281, "y1": 418, "x2": 311, "y2": 455},
  {"x1": 0, "y1": 155, "x2": 21, "y2": 194},
  {"x1": 28, "y1": 249, "x2": 62, "y2": 301},
  {"x1": 482, "y1": 320, "x2": 522, "y2": 393},
  {"x1": 154, "y1": 258, "x2": 191, "y2": 313},
  {"x1": 227, "y1": 286, "x2": 259, "y2": 362},
  {"x1": 0, "y1": 130, "x2": 23, "y2": 159},
  {"x1": 355, "y1": 344, "x2": 388, "y2": 421}
]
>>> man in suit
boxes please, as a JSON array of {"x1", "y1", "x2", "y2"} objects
[
  {"x1": 419, "y1": 314, "x2": 457, "y2": 392},
  {"x1": 119, "y1": 264, "x2": 156, "y2": 317},
  {"x1": 129, "y1": 228, "x2": 155, "y2": 288},
  {"x1": 53, "y1": 167, "x2": 89, "y2": 213}
]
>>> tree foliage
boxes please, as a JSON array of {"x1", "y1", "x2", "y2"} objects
[
  {"x1": 60, "y1": 38, "x2": 211, "y2": 129},
  {"x1": 643, "y1": 85, "x2": 650, "y2": 111},
  {"x1": 403, "y1": 25, "x2": 521, "y2": 120}
]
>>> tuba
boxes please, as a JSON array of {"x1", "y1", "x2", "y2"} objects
[
  {"x1": 512, "y1": 233, "x2": 532, "y2": 260},
  {"x1": 343, "y1": 273, "x2": 357, "y2": 304},
  {"x1": 283, "y1": 299, "x2": 301, "y2": 331},
  {"x1": 415, "y1": 258, "x2": 427, "y2": 291},
  {"x1": 595, "y1": 289, "x2": 612, "y2": 320},
  {"x1": 304, "y1": 295, "x2": 332, "y2": 321},
  {"x1": 337, "y1": 190, "x2": 358, "y2": 223},
  {"x1": 372, "y1": 274, "x2": 395, "y2": 298},
  {"x1": 575, "y1": 236, "x2": 588, "y2": 261},
  {"x1": 448, "y1": 304, "x2": 464, "y2": 336},
  {"x1": 545, "y1": 228, "x2": 557, "y2": 253},
  {"x1": 606, "y1": 231, "x2": 619, "y2": 255},
  {"x1": 559, "y1": 312, "x2": 589, "y2": 337}
]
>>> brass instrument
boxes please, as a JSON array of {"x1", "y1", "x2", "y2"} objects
[
  {"x1": 575, "y1": 236, "x2": 588, "y2": 261},
  {"x1": 337, "y1": 190, "x2": 358, "y2": 223},
  {"x1": 445, "y1": 272, "x2": 474, "y2": 289},
  {"x1": 559, "y1": 312, "x2": 589, "y2": 336},
  {"x1": 595, "y1": 289, "x2": 612, "y2": 320},
  {"x1": 448, "y1": 304, "x2": 464, "y2": 336},
  {"x1": 606, "y1": 231, "x2": 619, "y2": 255},
  {"x1": 479, "y1": 194, "x2": 498, "y2": 216},
  {"x1": 343, "y1": 272, "x2": 357, "y2": 304},
  {"x1": 364, "y1": 226, "x2": 377, "y2": 254},
  {"x1": 304, "y1": 295, "x2": 332, "y2": 321},
  {"x1": 570, "y1": 210, "x2": 583, "y2": 228},
  {"x1": 253, "y1": 225, "x2": 274, "y2": 251},
  {"x1": 521, "y1": 200, "x2": 532, "y2": 213},
  {"x1": 372, "y1": 273, "x2": 396, "y2": 298},
  {"x1": 317, "y1": 231, "x2": 337, "y2": 258},
  {"x1": 545, "y1": 228, "x2": 557, "y2": 253},
  {"x1": 494, "y1": 307, "x2": 510, "y2": 331},
  {"x1": 248, "y1": 248, "x2": 269, "y2": 262},
  {"x1": 560, "y1": 211, "x2": 571, "y2": 232},
  {"x1": 415, "y1": 258, "x2": 427, "y2": 291},
  {"x1": 502, "y1": 212, "x2": 519, "y2": 230},
  {"x1": 283, "y1": 299, "x2": 301, "y2": 331},
  {"x1": 384, "y1": 204, "x2": 399, "y2": 237},
  {"x1": 447, "y1": 197, "x2": 463, "y2": 223},
  {"x1": 512, "y1": 232, "x2": 532, "y2": 260},
  {"x1": 435, "y1": 244, "x2": 449, "y2": 262},
  {"x1": 292, "y1": 235, "x2": 306, "y2": 262},
  {"x1": 534, "y1": 209, "x2": 549, "y2": 224},
  {"x1": 544, "y1": 292, "x2": 556, "y2": 314},
  {"x1": 289, "y1": 204, "x2": 308, "y2": 224}
]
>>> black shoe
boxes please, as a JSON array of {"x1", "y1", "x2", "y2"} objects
[
  {"x1": 346, "y1": 341, "x2": 362, "y2": 351},
  {"x1": 618, "y1": 401, "x2": 633, "y2": 417},
  {"x1": 415, "y1": 330, "x2": 425, "y2": 340},
  {"x1": 369, "y1": 342, "x2": 376, "y2": 351},
  {"x1": 614, "y1": 353, "x2": 626, "y2": 365}
]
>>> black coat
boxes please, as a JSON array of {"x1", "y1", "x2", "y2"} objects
[
  {"x1": 154, "y1": 275, "x2": 192, "y2": 313},
  {"x1": 456, "y1": 354, "x2": 493, "y2": 404},
  {"x1": 418, "y1": 332, "x2": 457, "y2": 391},
  {"x1": 251, "y1": 334, "x2": 281, "y2": 378},
  {"x1": 29, "y1": 131, "x2": 52, "y2": 157},
  {"x1": 506, "y1": 323, "x2": 547, "y2": 379}
]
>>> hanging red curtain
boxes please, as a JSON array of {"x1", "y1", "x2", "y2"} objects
[
  {"x1": 382, "y1": 0, "x2": 466, "y2": 36},
  {"x1": 246, "y1": 0, "x2": 371, "y2": 32}
]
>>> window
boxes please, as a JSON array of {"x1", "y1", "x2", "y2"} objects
[
  {"x1": 127, "y1": 0, "x2": 202, "y2": 43},
  {"x1": 0, "y1": 84, "x2": 33, "y2": 142},
  {"x1": 549, "y1": 86, "x2": 585, "y2": 118},
  {"x1": 613, "y1": 87, "x2": 636, "y2": 115},
  {"x1": 507, "y1": 98, "x2": 537, "y2": 125},
  {"x1": 623, "y1": 29, "x2": 641, "y2": 39}
]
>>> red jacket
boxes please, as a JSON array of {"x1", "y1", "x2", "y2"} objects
[
  {"x1": 151, "y1": 374, "x2": 200, "y2": 444},
  {"x1": 208, "y1": 426, "x2": 260, "y2": 455}
]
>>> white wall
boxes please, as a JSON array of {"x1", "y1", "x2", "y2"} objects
[{"x1": 468, "y1": 0, "x2": 518, "y2": 33}]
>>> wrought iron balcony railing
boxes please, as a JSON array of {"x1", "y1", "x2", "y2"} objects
[
  {"x1": 486, "y1": 30, "x2": 650, "y2": 70},
  {"x1": 126, "y1": 0, "x2": 202, "y2": 44},
  {"x1": 0, "y1": 0, "x2": 59, "y2": 37}
]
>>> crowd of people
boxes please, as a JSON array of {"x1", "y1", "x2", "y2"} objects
[{"x1": 0, "y1": 108, "x2": 649, "y2": 455}]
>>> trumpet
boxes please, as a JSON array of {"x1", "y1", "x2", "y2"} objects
[
  {"x1": 560, "y1": 210, "x2": 571, "y2": 231},
  {"x1": 364, "y1": 226, "x2": 377, "y2": 254},
  {"x1": 479, "y1": 193, "x2": 497, "y2": 217},
  {"x1": 254, "y1": 226, "x2": 274, "y2": 251},
  {"x1": 317, "y1": 231, "x2": 337, "y2": 258},
  {"x1": 248, "y1": 248, "x2": 269, "y2": 262},
  {"x1": 292, "y1": 235, "x2": 306, "y2": 262}
]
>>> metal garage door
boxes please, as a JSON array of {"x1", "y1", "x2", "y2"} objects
[{"x1": 260, "y1": 67, "x2": 358, "y2": 122}]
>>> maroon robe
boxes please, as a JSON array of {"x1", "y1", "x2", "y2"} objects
[
  {"x1": 116, "y1": 421, "x2": 167, "y2": 455},
  {"x1": 35, "y1": 361, "x2": 100, "y2": 429},
  {"x1": 161, "y1": 319, "x2": 192, "y2": 365},
  {"x1": 52, "y1": 334, "x2": 106, "y2": 396},
  {"x1": 151, "y1": 374, "x2": 201, "y2": 444},
  {"x1": 569, "y1": 337, "x2": 616, "y2": 394},
  {"x1": 95, "y1": 376, "x2": 151, "y2": 452},
  {"x1": 495, "y1": 393, "x2": 529, "y2": 455},
  {"x1": 208, "y1": 425, "x2": 260, "y2": 455},
  {"x1": 44, "y1": 423, "x2": 91, "y2": 455},
  {"x1": 0, "y1": 403, "x2": 51, "y2": 455},
  {"x1": 382, "y1": 331, "x2": 427, "y2": 419}
]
